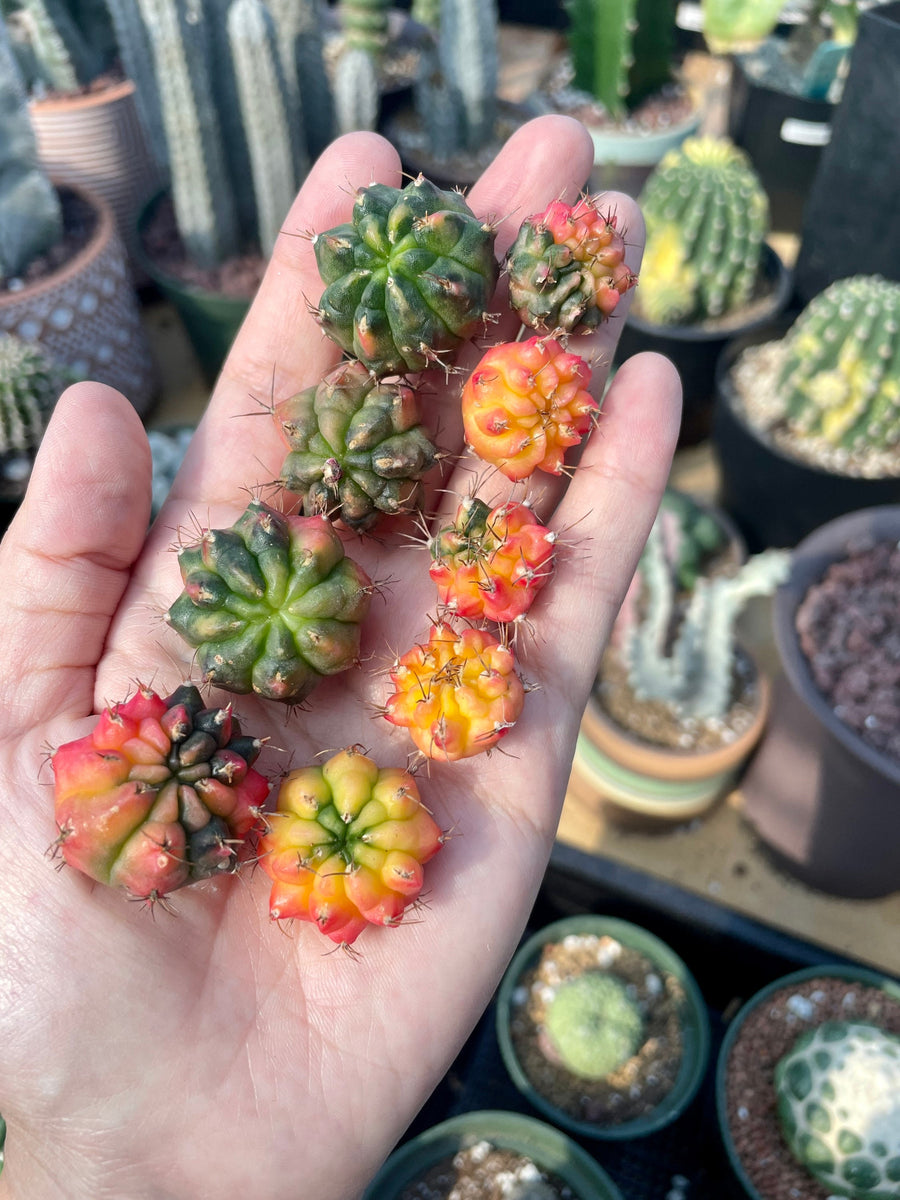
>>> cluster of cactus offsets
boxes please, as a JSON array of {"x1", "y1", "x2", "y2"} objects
[
  {"x1": 544, "y1": 972, "x2": 644, "y2": 1080},
  {"x1": 773, "y1": 275, "x2": 900, "y2": 453},
  {"x1": 260, "y1": 747, "x2": 443, "y2": 943},
  {"x1": 313, "y1": 175, "x2": 499, "y2": 377},
  {"x1": 51, "y1": 685, "x2": 269, "y2": 900},
  {"x1": 384, "y1": 622, "x2": 525, "y2": 761},
  {"x1": 775, "y1": 1021, "x2": 900, "y2": 1199},
  {"x1": 166, "y1": 500, "x2": 372, "y2": 704},
  {"x1": 274, "y1": 359, "x2": 438, "y2": 532},
  {"x1": 635, "y1": 137, "x2": 769, "y2": 326},
  {"x1": 506, "y1": 197, "x2": 637, "y2": 334},
  {"x1": 428, "y1": 496, "x2": 555, "y2": 624},
  {"x1": 461, "y1": 336, "x2": 597, "y2": 481}
]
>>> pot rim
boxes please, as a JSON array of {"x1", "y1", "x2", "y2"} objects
[
  {"x1": 28, "y1": 77, "x2": 136, "y2": 113},
  {"x1": 0, "y1": 179, "x2": 114, "y2": 310},
  {"x1": 627, "y1": 243, "x2": 792, "y2": 343},
  {"x1": 715, "y1": 962, "x2": 900, "y2": 1200},
  {"x1": 772, "y1": 504, "x2": 900, "y2": 785},
  {"x1": 495, "y1": 915, "x2": 711, "y2": 1142}
]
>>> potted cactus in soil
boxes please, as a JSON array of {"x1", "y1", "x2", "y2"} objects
[
  {"x1": 739, "y1": 504, "x2": 900, "y2": 900},
  {"x1": 614, "y1": 135, "x2": 791, "y2": 445},
  {"x1": 716, "y1": 962, "x2": 900, "y2": 1200},
  {"x1": 713, "y1": 275, "x2": 900, "y2": 551},
  {"x1": 0, "y1": 23, "x2": 156, "y2": 411},
  {"x1": 574, "y1": 488, "x2": 788, "y2": 820},
  {"x1": 495, "y1": 915, "x2": 711, "y2": 1141},
  {"x1": 361, "y1": 1109, "x2": 624, "y2": 1200}
]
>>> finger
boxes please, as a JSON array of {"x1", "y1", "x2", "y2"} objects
[{"x1": 0, "y1": 383, "x2": 152, "y2": 731}]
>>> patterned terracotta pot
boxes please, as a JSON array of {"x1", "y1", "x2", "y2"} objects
[
  {"x1": 30, "y1": 79, "x2": 163, "y2": 276},
  {"x1": 0, "y1": 183, "x2": 158, "y2": 416}
]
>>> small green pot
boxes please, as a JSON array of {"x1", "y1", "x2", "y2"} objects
[
  {"x1": 361, "y1": 1110, "x2": 623, "y2": 1200},
  {"x1": 716, "y1": 963, "x2": 900, "y2": 1200},
  {"x1": 496, "y1": 916, "x2": 711, "y2": 1141}
]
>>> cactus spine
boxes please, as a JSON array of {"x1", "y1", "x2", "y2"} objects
[{"x1": 636, "y1": 137, "x2": 769, "y2": 325}]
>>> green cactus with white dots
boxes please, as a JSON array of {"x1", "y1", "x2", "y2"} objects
[
  {"x1": 635, "y1": 137, "x2": 769, "y2": 326},
  {"x1": 775, "y1": 1020, "x2": 900, "y2": 1199},
  {"x1": 543, "y1": 972, "x2": 644, "y2": 1080}
]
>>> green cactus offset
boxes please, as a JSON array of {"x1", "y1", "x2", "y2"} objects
[
  {"x1": 775, "y1": 1020, "x2": 900, "y2": 1199},
  {"x1": 0, "y1": 334, "x2": 65, "y2": 496},
  {"x1": 657, "y1": 490, "x2": 729, "y2": 592},
  {"x1": 544, "y1": 971, "x2": 644, "y2": 1081},
  {"x1": 635, "y1": 136, "x2": 770, "y2": 326}
]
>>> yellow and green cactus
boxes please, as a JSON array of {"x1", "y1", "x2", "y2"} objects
[{"x1": 635, "y1": 137, "x2": 769, "y2": 326}]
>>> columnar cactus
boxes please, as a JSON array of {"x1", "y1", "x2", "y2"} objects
[
  {"x1": 268, "y1": 0, "x2": 333, "y2": 158},
  {"x1": 339, "y1": 0, "x2": 391, "y2": 54},
  {"x1": 544, "y1": 973, "x2": 644, "y2": 1080},
  {"x1": 334, "y1": 45, "x2": 380, "y2": 135},
  {"x1": 415, "y1": 0, "x2": 498, "y2": 157},
  {"x1": 773, "y1": 275, "x2": 900, "y2": 454},
  {"x1": 775, "y1": 1021, "x2": 900, "y2": 1199},
  {"x1": 635, "y1": 137, "x2": 770, "y2": 325}
]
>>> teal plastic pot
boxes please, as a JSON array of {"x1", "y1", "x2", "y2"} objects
[
  {"x1": 361, "y1": 1110, "x2": 623, "y2": 1200},
  {"x1": 497, "y1": 916, "x2": 711, "y2": 1141},
  {"x1": 716, "y1": 963, "x2": 900, "y2": 1200},
  {"x1": 136, "y1": 192, "x2": 252, "y2": 385}
]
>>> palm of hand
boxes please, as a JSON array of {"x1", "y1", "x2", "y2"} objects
[{"x1": 0, "y1": 121, "x2": 679, "y2": 1200}]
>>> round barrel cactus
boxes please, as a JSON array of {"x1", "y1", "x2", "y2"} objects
[
  {"x1": 635, "y1": 137, "x2": 769, "y2": 326},
  {"x1": 775, "y1": 1020, "x2": 900, "y2": 1198},
  {"x1": 544, "y1": 971, "x2": 644, "y2": 1081},
  {"x1": 274, "y1": 359, "x2": 438, "y2": 531},
  {"x1": 166, "y1": 499, "x2": 372, "y2": 704},
  {"x1": 313, "y1": 175, "x2": 499, "y2": 376}
]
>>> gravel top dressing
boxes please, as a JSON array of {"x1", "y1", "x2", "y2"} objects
[{"x1": 396, "y1": 1141, "x2": 577, "y2": 1200}]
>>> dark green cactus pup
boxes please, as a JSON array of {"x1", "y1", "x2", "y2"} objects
[
  {"x1": 166, "y1": 500, "x2": 372, "y2": 703},
  {"x1": 544, "y1": 972, "x2": 644, "y2": 1080},
  {"x1": 273, "y1": 359, "x2": 438, "y2": 531},
  {"x1": 313, "y1": 175, "x2": 499, "y2": 377},
  {"x1": 775, "y1": 1020, "x2": 900, "y2": 1198}
]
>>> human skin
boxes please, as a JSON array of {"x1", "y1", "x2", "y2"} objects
[{"x1": 0, "y1": 118, "x2": 680, "y2": 1200}]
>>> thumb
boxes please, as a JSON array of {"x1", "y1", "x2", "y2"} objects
[{"x1": 0, "y1": 382, "x2": 152, "y2": 733}]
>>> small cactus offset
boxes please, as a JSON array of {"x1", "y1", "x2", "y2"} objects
[
  {"x1": 775, "y1": 1021, "x2": 900, "y2": 1199},
  {"x1": 339, "y1": 0, "x2": 391, "y2": 54},
  {"x1": 544, "y1": 972, "x2": 644, "y2": 1080},
  {"x1": 775, "y1": 275, "x2": 900, "y2": 454},
  {"x1": 635, "y1": 137, "x2": 769, "y2": 326},
  {"x1": 0, "y1": 335, "x2": 65, "y2": 494}
]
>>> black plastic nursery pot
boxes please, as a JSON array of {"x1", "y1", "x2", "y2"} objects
[
  {"x1": 740, "y1": 505, "x2": 900, "y2": 900},
  {"x1": 712, "y1": 322, "x2": 900, "y2": 551},
  {"x1": 361, "y1": 1109, "x2": 623, "y2": 1200},
  {"x1": 615, "y1": 244, "x2": 791, "y2": 448},
  {"x1": 495, "y1": 915, "x2": 711, "y2": 1142}
]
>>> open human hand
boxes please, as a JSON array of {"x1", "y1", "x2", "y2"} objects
[{"x1": 0, "y1": 117, "x2": 680, "y2": 1200}]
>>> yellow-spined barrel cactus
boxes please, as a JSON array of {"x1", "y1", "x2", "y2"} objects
[
  {"x1": 635, "y1": 137, "x2": 769, "y2": 326},
  {"x1": 273, "y1": 359, "x2": 438, "y2": 531},
  {"x1": 775, "y1": 1020, "x2": 900, "y2": 1198},
  {"x1": 0, "y1": 334, "x2": 64, "y2": 496},
  {"x1": 166, "y1": 499, "x2": 372, "y2": 704},
  {"x1": 313, "y1": 175, "x2": 499, "y2": 377}
]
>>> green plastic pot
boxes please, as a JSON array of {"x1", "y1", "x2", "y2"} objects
[
  {"x1": 136, "y1": 192, "x2": 252, "y2": 385},
  {"x1": 361, "y1": 1110, "x2": 623, "y2": 1200},
  {"x1": 716, "y1": 963, "x2": 900, "y2": 1200},
  {"x1": 496, "y1": 916, "x2": 711, "y2": 1141}
]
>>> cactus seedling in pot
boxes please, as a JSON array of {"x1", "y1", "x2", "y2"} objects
[{"x1": 0, "y1": 334, "x2": 67, "y2": 500}]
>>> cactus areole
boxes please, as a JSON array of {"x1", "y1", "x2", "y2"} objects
[
  {"x1": 261, "y1": 747, "x2": 443, "y2": 944},
  {"x1": 52, "y1": 686, "x2": 269, "y2": 899},
  {"x1": 313, "y1": 175, "x2": 499, "y2": 377},
  {"x1": 166, "y1": 500, "x2": 372, "y2": 704}
]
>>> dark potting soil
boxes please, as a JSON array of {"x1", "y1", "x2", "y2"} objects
[
  {"x1": 0, "y1": 187, "x2": 96, "y2": 292},
  {"x1": 141, "y1": 194, "x2": 266, "y2": 300},
  {"x1": 508, "y1": 932, "x2": 684, "y2": 1128},
  {"x1": 723, "y1": 976, "x2": 900, "y2": 1200},
  {"x1": 396, "y1": 1143, "x2": 578, "y2": 1200},
  {"x1": 795, "y1": 539, "x2": 900, "y2": 765}
]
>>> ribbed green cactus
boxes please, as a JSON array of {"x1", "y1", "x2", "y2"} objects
[
  {"x1": 0, "y1": 335, "x2": 64, "y2": 493},
  {"x1": 544, "y1": 972, "x2": 644, "y2": 1081},
  {"x1": 657, "y1": 490, "x2": 728, "y2": 592},
  {"x1": 635, "y1": 137, "x2": 769, "y2": 326},
  {"x1": 773, "y1": 276, "x2": 900, "y2": 454},
  {"x1": 625, "y1": 520, "x2": 788, "y2": 720},
  {"x1": 334, "y1": 44, "x2": 380, "y2": 135},
  {"x1": 564, "y1": 0, "x2": 676, "y2": 121},
  {"x1": 102, "y1": 0, "x2": 168, "y2": 168},
  {"x1": 415, "y1": 0, "x2": 498, "y2": 157},
  {"x1": 775, "y1": 1021, "x2": 900, "y2": 1199},
  {"x1": 339, "y1": 0, "x2": 390, "y2": 54},
  {"x1": 269, "y1": 0, "x2": 332, "y2": 159}
]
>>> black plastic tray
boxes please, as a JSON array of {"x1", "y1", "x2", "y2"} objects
[{"x1": 401, "y1": 842, "x2": 871, "y2": 1200}]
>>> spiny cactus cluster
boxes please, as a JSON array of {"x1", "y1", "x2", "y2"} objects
[
  {"x1": 333, "y1": 0, "x2": 389, "y2": 135},
  {"x1": 0, "y1": 335, "x2": 64, "y2": 494},
  {"x1": 775, "y1": 1020, "x2": 900, "y2": 1199},
  {"x1": 635, "y1": 137, "x2": 770, "y2": 326},
  {"x1": 544, "y1": 971, "x2": 644, "y2": 1080}
]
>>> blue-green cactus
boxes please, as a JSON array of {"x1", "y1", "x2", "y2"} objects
[
  {"x1": 415, "y1": 0, "x2": 498, "y2": 157},
  {"x1": 544, "y1": 972, "x2": 644, "y2": 1081},
  {"x1": 775, "y1": 1020, "x2": 900, "y2": 1199}
]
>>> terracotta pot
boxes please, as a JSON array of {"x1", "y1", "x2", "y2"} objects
[
  {"x1": 30, "y1": 79, "x2": 163, "y2": 277},
  {"x1": 0, "y1": 183, "x2": 157, "y2": 416},
  {"x1": 741, "y1": 505, "x2": 900, "y2": 898}
]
